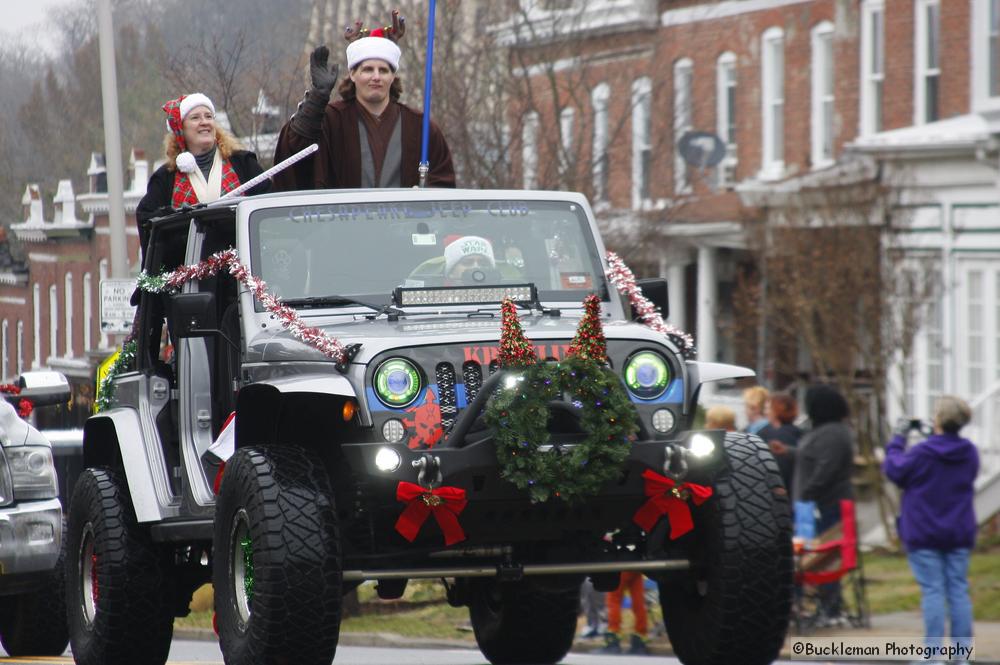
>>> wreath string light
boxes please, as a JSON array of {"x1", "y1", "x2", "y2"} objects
[{"x1": 485, "y1": 295, "x2": 638, "y2": 503}]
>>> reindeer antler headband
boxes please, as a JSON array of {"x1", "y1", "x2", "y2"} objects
[{"x1": 344, "y1": 9, "x2": 406, "y2": 44}]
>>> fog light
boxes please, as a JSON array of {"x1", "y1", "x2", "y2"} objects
[
  {"x1": 651, "y1": 409, "x2": 675, "y2": 433},
  {"x1": 382, "y1": 419, "x2": 406, "y2": 443},
  {"x1": 374, "y1": 447, "x2": 402, "y2": 473},
  {"x1": 689, "y1": 433, "x2": 715, "y2": 458}
]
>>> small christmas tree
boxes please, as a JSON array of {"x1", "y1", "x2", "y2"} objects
[
  {"x1": 498, "y1": 298, "x2": 536, "y2": 367},
  {"x1": 567, "y1": 294, "x2": 608, "y2": 363}
]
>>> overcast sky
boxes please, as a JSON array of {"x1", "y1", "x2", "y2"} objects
[{"x1": 1, "y1": 0, "x2": 78, "y2": 52}]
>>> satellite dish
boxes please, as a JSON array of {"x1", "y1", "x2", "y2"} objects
[{"x1": 678, "y1": 131, "x2": 727, "y2": 168}]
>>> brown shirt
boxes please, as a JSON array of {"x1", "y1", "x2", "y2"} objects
[
  {"x1": 357, "y1": 102, "x2": 400, "y2": 186},
  {"x1": 272, "y1": 99, "x2": 456, "y2": 191}
]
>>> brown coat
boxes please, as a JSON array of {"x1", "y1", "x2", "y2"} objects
[{"x1": 272, "y1": 99, "x2": 456, "y2": 191}]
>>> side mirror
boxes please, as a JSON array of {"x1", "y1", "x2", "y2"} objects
[
  {"x1": 171, "y1": 292, "x2": 218, "y2": 338},
  {"x1": 12, "y1": 371, "x2": 71, "y2": 407},
  {"x1": 635, "y1": 278, "x2": 669, "y2": 320}
]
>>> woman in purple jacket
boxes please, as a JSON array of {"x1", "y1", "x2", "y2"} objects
[{"x1": 883, "y1": 396, "x2": 980, "y2": 654}]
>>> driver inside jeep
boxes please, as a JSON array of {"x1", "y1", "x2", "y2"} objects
[{"x1": 407, "y1": 235, "x2": 521, "y2": 286}]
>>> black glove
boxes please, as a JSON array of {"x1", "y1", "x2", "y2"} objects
[{"x1": 289, "y1": 45, "x2": 339, "y2": 140}]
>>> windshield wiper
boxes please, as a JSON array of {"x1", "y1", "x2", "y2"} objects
[{"x1": 281, "y1": 295, "x2": 405, "y2": 319}]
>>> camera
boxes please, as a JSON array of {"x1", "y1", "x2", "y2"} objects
[{"x1": 908, "y1": 419, "x2": 924, "y2": 431}]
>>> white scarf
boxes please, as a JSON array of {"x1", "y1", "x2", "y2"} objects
[{"x1": 188, "y1": 150, "x2": 223, "y2": 203}]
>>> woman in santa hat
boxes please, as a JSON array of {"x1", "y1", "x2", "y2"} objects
[{"x1": 136, "y1": 93, "x2": 270, "y2": 256}]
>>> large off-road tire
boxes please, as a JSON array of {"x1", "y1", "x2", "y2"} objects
[
  {"x1": 65, "y1": 468, "x2": 175, "y2": 665},
  {"x1": 468, "y1": 579, "x2": 580, "y2": 665},
  {"x1": 0, "y1": 520, "x2": 69, "y2": 656},
  {"x1": 213, "y1": 446, "x2": 342, "y2": 665},
  {"x1": 659, "y1": 432, "x2": 793, "y2": 665}
]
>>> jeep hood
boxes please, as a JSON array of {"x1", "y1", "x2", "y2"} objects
[{"x1": 245, "y1": 314, "x2": 679, "y2": 364}]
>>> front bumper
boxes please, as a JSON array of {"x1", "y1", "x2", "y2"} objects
[
  {"x1": 339, "y1": 430, "x2": 727, "y2": 547},
  {"x1": 0, "y1": 498, "x2": 62, "y2": 580}
]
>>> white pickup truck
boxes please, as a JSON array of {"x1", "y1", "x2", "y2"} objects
[{"x1": 0, "y1": 371, "x2": 71, "y2": 657}]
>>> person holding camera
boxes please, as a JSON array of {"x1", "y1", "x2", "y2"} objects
[{"x1": 883, "y1": 396, "x2": 980, "y2": 654}]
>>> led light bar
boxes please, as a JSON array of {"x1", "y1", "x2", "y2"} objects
[{"x1": 394, "y1": 284, "x2": 537, "y2": 307}]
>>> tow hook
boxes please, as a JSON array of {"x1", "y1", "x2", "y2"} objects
[
  {"x1": 412, "y1": 453, "x2": 442, "y2": 490},
  {"x1": 662, "y1": 444, "x2": 689, "y2": 483}
]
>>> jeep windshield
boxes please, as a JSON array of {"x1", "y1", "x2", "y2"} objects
[{"x1": 247, "y1": 199, "x2": 607, "y2": 309}]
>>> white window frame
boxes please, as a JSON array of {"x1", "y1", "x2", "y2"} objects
[
  {"x1": 16, "y1": 321, "x2": 23, "y2": 376},
  {"x1": 1, "y1": 320, "x2": 8, "y2": 381},
  {"x1": 49, "y1": 284, "x2": 58, "y2": 361},
  {"x1": 673, "y1": 59, "x2": 693, "y2": 195},
  {"x1": 860, "y1": 0, "x2": 885, "y2": 135},
  {"x1": 559, "y1": 107, "x2": 575, "y2": 180},
  {"x1": 810, "y1": 22, "x2": 835, "y2": 169},
  {"x1": 760, "y1": 27, "x2": 785, "y2": 180},
  {"x1": 716, "y1": 52, "x2": 737, "y2": 150},
  {"x1": 84, "y1": 272, "x2": 93, "y2": 352},
  {"x1": 522, "y1": 111, "x2": 539, "y2": 190},
  {"x1": 631, "y1": 76, "x2": 653, "y2": 209},
  {"x1": 591, "y1": 83, "x2": 610, "y2": 204},
  {"x1": 716, "y1": 52, "x2": 738, "y2": 186},
  {"x1": 99, "y1": 259, "x2": 109, "y2": 348},
  {"x1": 32, "y1": 283, "x2": 41, "y2": 369},
  {"x1": 972, "y1": 0, "x2": 1000, "y2": 110},
  {"x1": 914, "y1": 0, "x2": 941, "y2": 125},
  {"x1": 64, "y1": 272, "x2": 74, "y2": 358}
]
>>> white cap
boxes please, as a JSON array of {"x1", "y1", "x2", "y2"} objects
[
  {"x1": 179, "y1": 93, "x2": 215, "y2": 121},
  {"x1": 346, "y1": 36, "x2": 401, "y2": 71},
  {"x1": 444, "y1": 236, "x2": 495, "y2": 275}
]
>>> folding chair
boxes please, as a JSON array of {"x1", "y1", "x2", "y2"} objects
[{"x1": 792, "y1": 499, "x2": 870, "y2": 633}]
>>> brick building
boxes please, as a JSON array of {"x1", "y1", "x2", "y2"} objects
[
  {"x1": 0, "y1": 151, "x2": 146, "y2": 423},
  {"x1": 504, "y1": 0, "x2": 1000, "y2": 503}
]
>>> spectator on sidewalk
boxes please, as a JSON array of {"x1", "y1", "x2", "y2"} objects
[
  {"x1": 743, "y1": 386, "x2": 770, "y2": 435},
  {"x1": 883, "y1": 396, "x2": 979, "y2": 654},
  {"x1": 578, "y1": 578, "x2": 606, "y2": 639},
  {"x1": 704, "y1": 405, "x2": 736, "y2": 432},
  {"x1": 759, "y1": 392, "x2": 803, "y2": 494},
  {"x1": 792, "y1": 384, "x2": 855, "y2": 622},
  {"x1": 600, "y1": 572, "x2": 650, "y2": 655}
]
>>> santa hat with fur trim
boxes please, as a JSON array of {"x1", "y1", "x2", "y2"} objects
[
  {"x1": 444, "y1": 236, "x2": 495, "y2": 275},
  {"x1": 346, "y1": 33, "x2": 401, "y2": 71},
  {"x1": 162, "y1": 93, "x2": 216, "y2": 173}
]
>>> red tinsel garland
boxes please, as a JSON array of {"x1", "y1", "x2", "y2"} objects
[
  {"x1": 605, "y1": 252, "x2": 696, "y2": 358},
  {"x1": 155, "y1": 249, "x2": 350, "y2": 363}
]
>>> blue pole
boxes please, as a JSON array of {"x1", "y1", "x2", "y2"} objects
[{"x1": 418, "y1": 0, "x2": 437, "y2": 187}]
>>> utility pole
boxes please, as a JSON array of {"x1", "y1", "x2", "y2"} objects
[{"x1": 96, "y1": 0, "x2": 129, "y2": 279}]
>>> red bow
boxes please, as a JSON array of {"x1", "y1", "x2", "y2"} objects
[
  {"x1": 394, "y1": 482, "x2": 468, "y2": 546},
  {"x1": 632, "y1": 469, "x2": 713, "y2": 539}
]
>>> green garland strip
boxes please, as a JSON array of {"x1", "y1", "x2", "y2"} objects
[
  {"x1": 484, "y1": 356, "x2": 638, "y2": 503},
  {"x1": 95, "y1": 340, "x2": 137, "y2": 412}
]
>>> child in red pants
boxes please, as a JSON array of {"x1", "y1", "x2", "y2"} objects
[{"x1": 600, "y1": 571, "x2": 649, "y2": 654}]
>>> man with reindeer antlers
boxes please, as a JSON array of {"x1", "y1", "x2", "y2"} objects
[{"x1": 273, "y1": 10, "x2": 456, "y2": 190}]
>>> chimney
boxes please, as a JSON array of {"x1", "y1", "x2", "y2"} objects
[
  {"x1": 53, "y1": 180, "x2": 79, "y2": 225},
  {"x1": 87, "y1": 152, "x2": 107, "y2": 193},
  {"x1": 129, "y1": 148, "x2": 149, "y2": 192},
  {"x1": 21, "y1": 184, "x2": 43, "y2": 224}
]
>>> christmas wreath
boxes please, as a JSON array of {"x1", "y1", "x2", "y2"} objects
[{"x1": 484, "y1": 296, "x2": 638, "y2": 503}]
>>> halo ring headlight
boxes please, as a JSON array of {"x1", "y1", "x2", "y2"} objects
[
  {"x1": 624, "y1": 351, "x2": 671, "y2": 400},
  {"x1": 374, "y1": 358, "x2": 423, "y2": 407}
]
